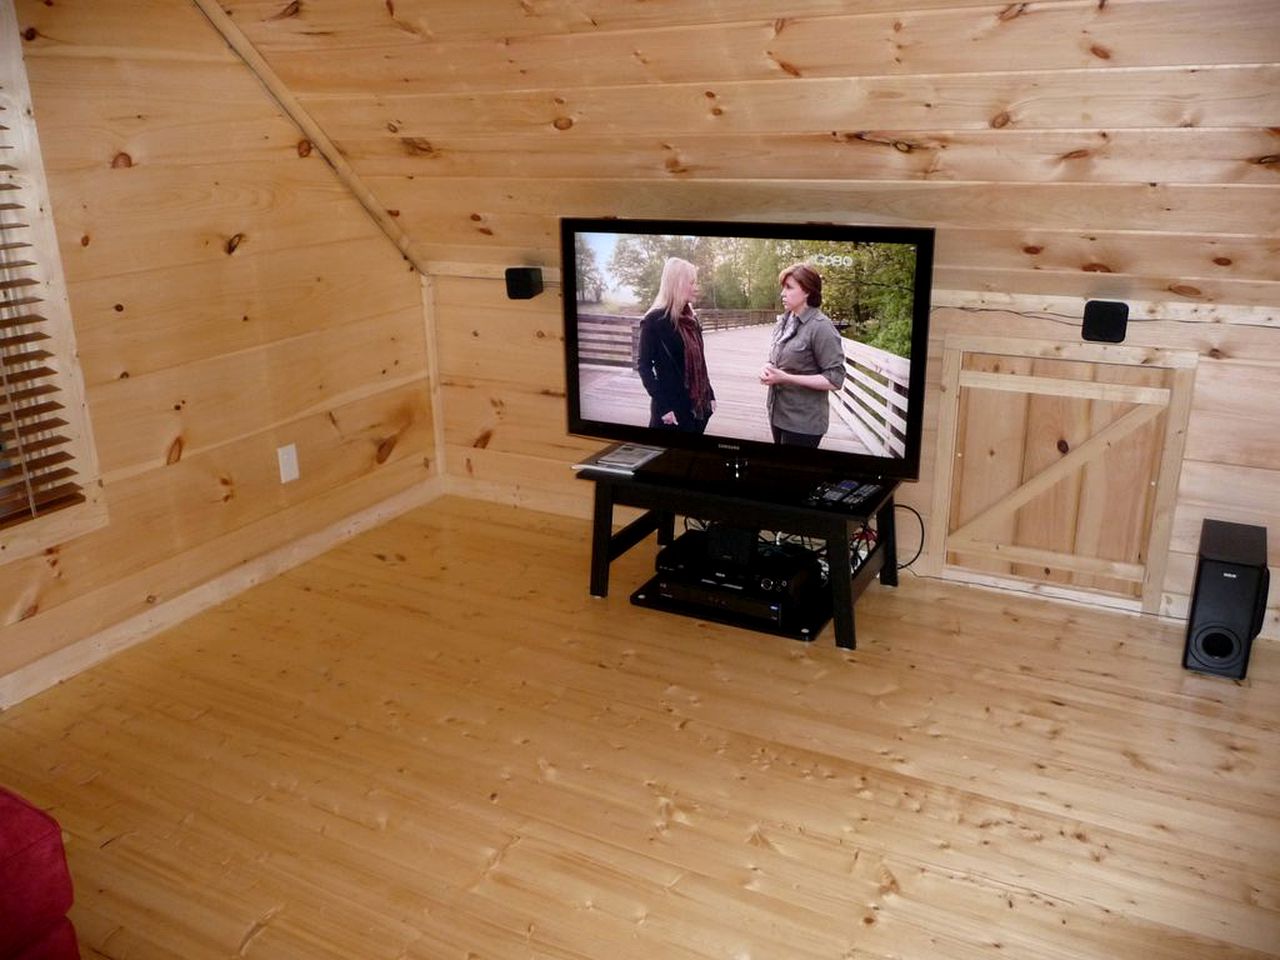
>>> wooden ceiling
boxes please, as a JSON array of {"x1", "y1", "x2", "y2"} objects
[
  {"x1": 195, "y1": 0, "x2": 1280, "y2": 322},
  {"x1": 10, "y1": 0, "x2": 1271, "y2": 320}
]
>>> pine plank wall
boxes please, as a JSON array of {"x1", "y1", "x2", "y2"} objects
[{"x1": 2, "y1": 0, "x2": 1278, "y2": 701}]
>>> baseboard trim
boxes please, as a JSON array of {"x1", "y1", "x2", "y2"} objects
[{"x1": 0, "y1": 478, "x2": 445, "y2": 711}]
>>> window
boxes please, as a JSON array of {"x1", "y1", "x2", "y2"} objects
[{"x1": 0, "y1": 0, "x2": 106, "y2": 565}]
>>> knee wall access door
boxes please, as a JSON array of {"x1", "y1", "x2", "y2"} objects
[{"x1": 927, "y1": 336, "x2": 1197, "y2": 613}]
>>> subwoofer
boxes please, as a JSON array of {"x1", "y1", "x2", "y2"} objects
[{"x1": 1183, "y1": 519, "x2": 1270, "y2": 679}]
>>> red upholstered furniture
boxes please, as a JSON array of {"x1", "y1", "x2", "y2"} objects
[{"x1": 0, "y1": 785, "x2": 79, "y2": 960}]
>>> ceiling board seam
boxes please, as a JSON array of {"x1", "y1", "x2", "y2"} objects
[{"x1": 187, "y1": 0, "x2": 425, "y2": 274}]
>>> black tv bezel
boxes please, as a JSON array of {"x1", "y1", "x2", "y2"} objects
[{"x1": 560, "y1": 216, "x2": 935, "y2": 482}]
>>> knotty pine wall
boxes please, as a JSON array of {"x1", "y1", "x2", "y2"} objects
[
  {"x1": 216, "y1": 0, "x2": 1277, "y2": 634},
  {"x1": 0, "y1": 0, "x2": 435, "y2": 702}
]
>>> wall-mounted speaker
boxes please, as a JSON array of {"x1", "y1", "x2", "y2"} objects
[
  {"x1": 1183, "y1": 519, "x2": 1270, "y2": 680},
  {"x1": 1082, "y1": 300, "x2": 1128, "y2": 343},
  {"x1": 504, "y1": 266, "x2": 544, "y2": 300}
]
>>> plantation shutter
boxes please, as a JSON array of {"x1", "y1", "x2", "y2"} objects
[
  {"x1": 0, "y1": 175, "x2": 86, "y2": 527},
  {"x1": 0, "y1": 1, "x2": 105, "y2": 561}
]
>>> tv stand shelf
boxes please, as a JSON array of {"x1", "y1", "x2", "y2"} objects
[{"x1": 580, "y1": 457, "x2": 899, "y2": 649}]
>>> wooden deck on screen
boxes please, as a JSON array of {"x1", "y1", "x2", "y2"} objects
[
  {"x1": 577, "y1": 324, "x2": 871, "y2": 452},
  {"x1": 1, "y1": 496, "x2": 1277, "y2": 960}
]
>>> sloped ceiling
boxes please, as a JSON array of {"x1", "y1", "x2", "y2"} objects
[{"x1": 218, "y1": 0, "x2": 1278, "y2": 319}]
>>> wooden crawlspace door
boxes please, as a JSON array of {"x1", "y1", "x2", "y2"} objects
[{"x1": 927, "y1": 336, "x2": 1197, "y2": 613}]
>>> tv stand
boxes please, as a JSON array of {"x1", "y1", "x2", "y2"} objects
[{"x1": 580, "y1": 453, "x2": 899, "y2": 649}]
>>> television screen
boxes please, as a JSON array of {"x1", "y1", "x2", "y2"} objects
[{"x1": 561, "y1": 217, "x2": 935, "y2": 484}]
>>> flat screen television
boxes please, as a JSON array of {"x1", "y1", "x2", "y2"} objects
[{"x1": 561, "y1": 217, "x2": 935, "y2": 492}]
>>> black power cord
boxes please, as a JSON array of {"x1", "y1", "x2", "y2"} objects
[{"x1": 895, "y1": 502, "x2": 925, "y2": 570}]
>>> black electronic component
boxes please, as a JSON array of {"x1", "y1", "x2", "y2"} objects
[
  {"x1": 1082, "y1": 299, "x2": 1128, "y2": 343},
  {"x1": 1183, "y1": 519, "x2": 1269, "y2": 679},
  {"x1": 504, "y1": 266, "x2": 544, "y2": 299},
  {"x1": 640, "y1": 529, "x2": 829, "y2": 638}
]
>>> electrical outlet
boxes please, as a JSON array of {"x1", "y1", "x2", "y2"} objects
[{"x1": 277, "y1": 443, "x2": 300, "y2": 483}]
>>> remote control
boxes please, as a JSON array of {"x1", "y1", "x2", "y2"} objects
[
  {"x1": 809, "y1": 479, "x2": 862, "y2": 506},
  {"x1": 843, "y1": 483, "x2": 883, "y2": 507}
]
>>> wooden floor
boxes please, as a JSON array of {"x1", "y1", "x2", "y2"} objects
[{"x1": 2, "y1": 497, "x2": 1278, "y2": 959}]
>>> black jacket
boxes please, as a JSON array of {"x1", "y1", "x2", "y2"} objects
[{"x1": 636, "y1": 307, "x2": 713, "y2": 431}]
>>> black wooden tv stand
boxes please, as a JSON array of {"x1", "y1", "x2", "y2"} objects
[{"x1": 579, "y1": 451, "x2": 899, "y2": 649}]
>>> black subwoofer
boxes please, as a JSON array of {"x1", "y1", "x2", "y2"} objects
[{"x1": 1183, "y1": 519, "x2": 1270, "y2": 679}]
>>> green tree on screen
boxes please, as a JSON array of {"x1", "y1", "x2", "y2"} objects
[{"x1": 573, "y1": 235, "x2": 606, "y2": 303}]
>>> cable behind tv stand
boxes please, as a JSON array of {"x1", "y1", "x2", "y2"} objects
[{"x1": 579, "y1": 451, "x2": 899, "y2": 649}]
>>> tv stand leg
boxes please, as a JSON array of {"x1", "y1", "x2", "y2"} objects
[
  {"x1": 827, "y1": 523, "x2": 856, "y2": 650},
  {"x1": 877, "y1": 497, "x2": 898, "y2": 587},
  {"x1": 589, "y1": 482, "x2": 614, "y2": 597}
]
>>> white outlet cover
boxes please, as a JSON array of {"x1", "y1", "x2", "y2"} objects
[{"x1": 277, "y1": 443, "x2": 300, "y2": 483}]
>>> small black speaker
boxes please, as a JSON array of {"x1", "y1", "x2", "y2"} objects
[
  {"x1": 1082, "y1": 300, "x2": 1128, "y2": 343},
  {"x1": 1183, "y1": 519, "x2": 1270, "y2": 679},
  {"x1": 504, "y1": 266, "x2": 543, "y2": 300},
  {"x1": 705, "y1": 524, "x2": 759, "y2": 569}
]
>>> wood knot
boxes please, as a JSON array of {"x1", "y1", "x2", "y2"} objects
[
  {"x1": 1081, "y1": 262, "x2": 1112, "y2": 272},
  {"x1": 1022, "y1": 245, "x2": 1043, "y2": 255},
  {"x1": 1056, "y1": 439, "x2": 1070, "y2": 454},
  {"x1": 111, "y1": 152, "x2": 133, "y2": 168},
  {"x1": 990, "y1": 111, "x2": 1012, "y2": 129},
  {"x1": 552, "y1": 116, "x2": 574, "y2": 130},
  {"x1": 769, "y1": 54, "x2": 802, "y2": 78},
  {"x1": 225, "y1": 232, "x2": 245, "y2": 255},
  {"x1": 1168, "y1": 283, "x2": 1203, "y2": 297},
  {"x1": 21, "y1": 27, "x2": 38, "y2": 42},
  {"x1": 166, "y1": 435, "x2": 185, "y2": 465},
  {"x1": 997, "y1": 3, "x2": 1028, "y2": 21},
  {"x1": 1090, "y1": 44, "x2": 1112, "y2": 59},
  {"x1": 375, "y1": 435, "x2": 397, "y2": 464},
  {"x1": 401, "y1": 136, "x2": 437, "y2": 156},
  {"x1": 472, "y1": 429, "x2": 493, "y2": 449},
  {"x1": 1252, "y1": 154, "x2": 1279, "y2": 166},
  {"x1": 296, "y1": 139, "x2": 313, "y2": 157},
  {"x1": 1212, "y1": 256, "x2": 1233, "y2": 266},
  {"x1": 1059, "y1": 149, "x2": 1091, "y2": 161},
  {"x1": 268, "y1": 1, "x2": 301, "y2": 20},
  {"x1": 1207, "y1": 347, "x2": 1224, "y2": 359}
]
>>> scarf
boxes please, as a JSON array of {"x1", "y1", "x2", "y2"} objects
[
  {"x1": 770, "y1": 311, "x2": 800, "y2": 361},
  {"x1": 675, "y1": 307, "x2": 713, "y2": 420}
]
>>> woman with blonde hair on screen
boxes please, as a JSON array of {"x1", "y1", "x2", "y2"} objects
[{"x1": 636, "y1": 257, "x2": 715, "y2": 434}]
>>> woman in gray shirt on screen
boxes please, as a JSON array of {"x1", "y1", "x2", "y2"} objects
[{"x1": 760, "y1": 262, "x2": 846, "y2": 447}]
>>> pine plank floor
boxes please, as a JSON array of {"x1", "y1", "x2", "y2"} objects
[{"x1": 1, "y1": 496, "x2": 1277, "y2": 959}]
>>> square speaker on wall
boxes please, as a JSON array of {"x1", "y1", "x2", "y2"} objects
[
  {"x1": 1082, "y1": 300, "x2": 1128, "y2": 343},
  {"x1": 505, "y1": 266, "x2": 544, "y2": 300}
]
